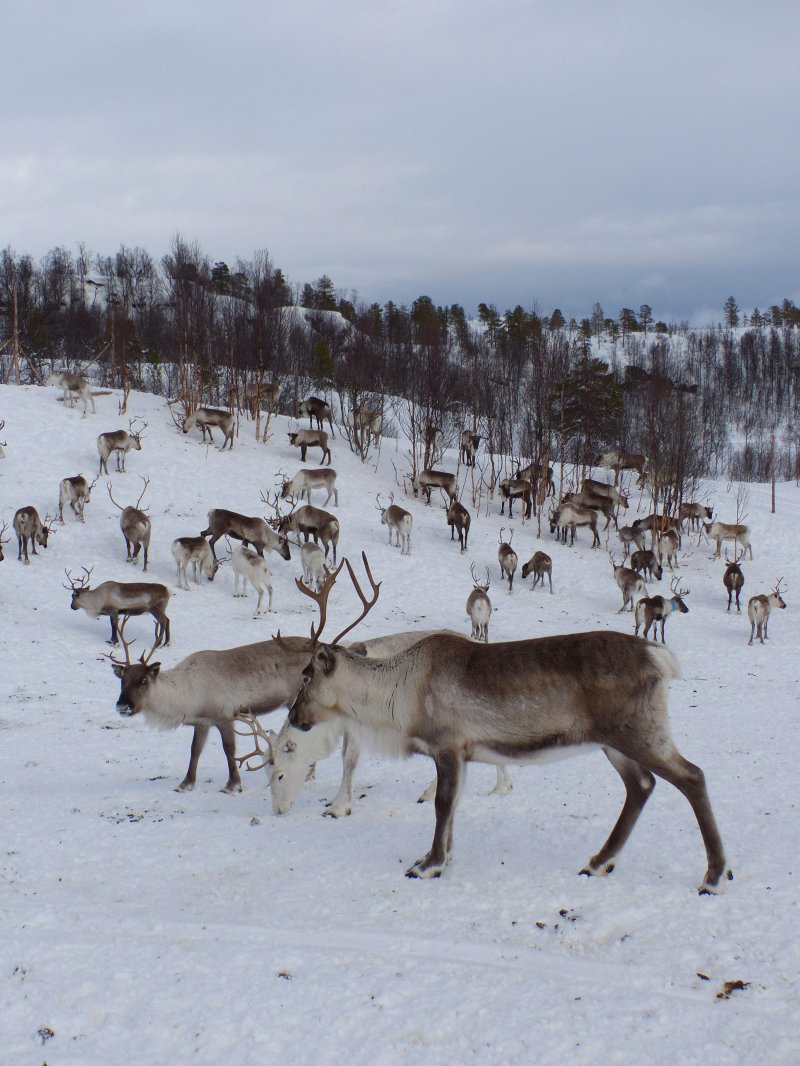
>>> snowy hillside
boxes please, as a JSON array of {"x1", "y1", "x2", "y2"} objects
[{"x1": 0, "y1": 383, "x2": 798, "y2": 1065}]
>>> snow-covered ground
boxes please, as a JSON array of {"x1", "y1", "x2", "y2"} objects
[{"x1": 0, "y1": 383, "x2": 798, "y2": 1065}]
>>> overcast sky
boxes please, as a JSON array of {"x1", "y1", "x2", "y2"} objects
[{"x1": 4, "y1": 1, "x2": 799, "y2": 324}]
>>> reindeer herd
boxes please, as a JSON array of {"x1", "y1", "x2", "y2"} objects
[{"x1": 2, "y1": 372, "x2": 795, "y2": 897}]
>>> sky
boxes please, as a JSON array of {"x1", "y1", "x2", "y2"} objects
[{"x1": 4, "y1": 0, "x2": 800, "y2": 324}]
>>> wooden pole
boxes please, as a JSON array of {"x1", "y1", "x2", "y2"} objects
[
  {"x1": 12, "y1": 288, "x2": 20, "y2": 385},
  {"x1": 771, "y1": 431, "x2": 776, "y2": 514}
]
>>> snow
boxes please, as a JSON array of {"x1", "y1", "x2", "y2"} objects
[{"x1": 0, "y1": 383, "x2": 798, "y2": 1065}]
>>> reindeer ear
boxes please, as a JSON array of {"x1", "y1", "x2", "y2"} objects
[
  {"x1": 112, "y1": 663, "x2": 126, "y2": 678},
  {"x1": 348, "y1": 641, "x2": 368, "y2": 657},
  {"x1": 316, "y1": 646, "x2": 337, "y2": 675},
  {"x1": 146, "y1": 663, "x2": 161, "y2": 679}
]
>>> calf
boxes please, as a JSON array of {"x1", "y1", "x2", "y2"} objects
[
  {"x1": 58, "y1": 475, "x2": 97, "y2": 523},
  {"x1": 680, "y1": 502, "x2": 713, "y2": 531},
  {"x1": 611, "y1": 557, "x2": 646, "y2": 613},
  {"x1": 521, "y1": 550, "x2": 553, "y2": 593},
  {"x1": 47, "y1": 371, "x2": 95, "y2": 416},
  {"x1": 412, "y1": 469, "x2": 458, "y2": 505},
  {"x1": 231, "y1": 545, "x2": 273, "y2": 616},
  {"x1": 630, "y1": 548, "x2": 662, "y2": 582},
  {"x1": 376, "y1": 494, "x2": 412, "y2": 555},
  {"x1": 171, "y1": 537, "x2": 220, "y2": 590},
  {"x1": 499, "y1": 478, "x2": 533, "y2": 520},
  {"x1": 460, "y1": 431, "x2": 481, "y2": 467},
  {"x1": 300, "y1": 542, "x2": 328, "y2": 592}
]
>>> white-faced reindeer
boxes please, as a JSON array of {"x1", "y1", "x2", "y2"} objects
[
  {"x1": 272, "y1": 503, "x2": 340, "y2": 565},
  {"x1": 550, "y1": 502, "x2": 601, "y2": 548},
  {"x1": 231, "y1": 544, "x2": 273, "y2": 616},
  {"x1": 611, "y1": 556, "x2": 646, "y2": 613},
  {"x1": 747, "y1": 579, "x2": 787, "y2": 645},
  {"x1": 171, "y1": 536, "x2": 220, "y2": 590},
  {"x1": 107, "y1": 477, "x2": 151, "y2": 571},
  {"x1": 521, "y1": 550, "x2": 553, "y2": 593},
  {"x1": 182, "y1": 406, "x2": 235, "y2": 449},
  {"x1": 287, "y1": 563, "x2": 730, "y2": 894},
  {"x1": 202, "y1": 508, "x2": 291, "y2": 562},
  {"x1": 467, "y1": 564, "x2": 491, "y2": 642},
  {"x1": 280, "y1": 468, "x2": 338, "y2": 508},
  {"x1": 66, "y1": 567, "x2": 171, "y2": 646},
  {"x1": 704, "y1": 520, "x2": 753, "y2": 560},
  {"x1": 446, "y1": 499, "x2": 471, "y2": 553},
  {"x1": 47, "y1": 370, "x2": 96, "y2": 416},
  {"x1": 634, "y1": 578, "x2": 690, "y2": 643},
  {"x1": 299, "y1": 396, "x2": 335, "y2": 435},
  {"x1": 499, "y1": 478, "x2": 533, "y2": 520},
  {"x1": 723, "y1": 549, "x2": 745, "y2": 613},
  {"x1": 375, "y1": 493, "x2": 412, "y2": 555},
  {"x1": 300, "y1": 542, "x2": 328, "y2": 592},
  {"x1": 13, "y1": 506, "x2": 55, "y2": 563},
  {"x1": 58, "y1": 475, "x2": 98, "y2": 523},
  {"x1": 97, "y1": 420, "x2": 146, "y2": 474},
  {"x1": 498, "y1": 528, "x2": 517, "y2": 593},
  {"x1": 680, "y1": 502, "x2": 713, "y2": 531},
  {"x1": 412, "y1": 469, "x2": 458, "y2": 506},
  {"x1": 288, "y1": 428, "x2": 332, "y2": 464},
  {"x1": 595, "y1": 449, "x2": 648, "y2": 486}
]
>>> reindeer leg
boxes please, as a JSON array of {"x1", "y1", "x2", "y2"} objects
[
  {"x1": 218, "y1": 720, "x2": 243, "y2": 794},
  {"x1": 407, "y1": 750, "x2": 463, "y2": 878},
  {"x1": 324, "y1": 731, "x2": 360, "y2": 817},
  {"x1": 489, "y1": 765, "x2": 513, "y2": 795},
  {"x1": 177, "y1": 724, "x2": 210, "y2": 792},
  {"x1": 581, "y1": 748, "x2": 655, "y2": 877}
]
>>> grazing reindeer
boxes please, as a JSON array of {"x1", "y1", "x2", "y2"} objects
[
  {"x1": 704, "y1": 520, "x2": 753, "y2": 560},
  {"x1": 412, "y1": 469, "x2": 458, "y2": 505},
  {"x1": 273, "y1": 504, "x2": 340, "y2": 564},
  {"x1": 107, "y1": 477, "x2": 151, "y2": 571},
  {"x1": 658, "y1": 528, "x2": 681, "y2": 571},
  {"x1": 13, "y1": 507, "x2": 55, "y2": 563},
  {"x1": 231, "y1": 544, "x2": 273, "y2": 616},
  {"x1": 611, "y1": 556, "x2": 646, "y2": 613},
  {"x1": 300, "y1": 542, "x2": 328, "y2": 592},
  {"x1": 66, "y1": 567, "x2": 171, "y2": 646},
  {"x1": 680, "y1": 502, "x2": 713, "y2": 531},
  {"x1": 446, "y1": 499, "x2": 471, "y2": 553},
  {"x1": 467, "y1": 565, "x2": 491, "y2": 642},
  {"x1": 375, "y1": 493, "x2": 412, "y2": 555},
  {"x1": 47, "y1": 370, "x2": 95, "y2": 415},
  {"x1": 0, "y1": 520, "x2": 9, "y2": 561},
  {"x1": 634, "y1": 578, "x2": 690, "y2": 643},
  {"x1": 498, "y1": 528, "x2": 517, "y2": 593},
  {"x1": 747, "y1": 579, "x2": 787, "y2": 645},
  {"x1": 288, "y1": 428, "x2": 331, "y2": 464},
  {"x1": 58, "y1": 475, "x2": 98, "y2": 523},
  {"x1": 521, "y1": 550, "x2": 553, "y2": 593},
  {"x1": 299, "y1": 396, "x2": 335, "y2": 435},
  {"x1": 202, "y1": 508, "x2": 291, "y2": 562},
  {"x1": 630, "y1": 548, "x2": 662, "y2": 582},
  {"x1": 582, "y1": 479, "x2": 628, "y2": 510},
  {"x1": 182, "y1": 406, "x2": 235, "y2": 449},
  {"x1": 550, "y1": 503, "x2": 601, "y2": 548},
  {"x1": 460, "y1": 430, "x2": 481, "y2": 467},
  {"x1": 595, "y1": 449, "x2": 648, "y2": 486},
  {"x1": 97, "y1": 420, "x2": 146, "y2": 474},
  {"x1": 287, "y1": 565, "x2": 730, "y2": 894},
  {"x1": 499, "y1": 478, "x2": 533, "y2": 520},
  {"x1": 171, "y1": 536, "x2": 220, "y2": 590},
  {"x1": 280, "y1": 468, "x2": 338, "y2": 508},
  {"x1": 723, "y1": 550, "x2": 745, "y2": 613},
  {"x1": 618, "y1": 524, "x2": 646, "y2": 558}
]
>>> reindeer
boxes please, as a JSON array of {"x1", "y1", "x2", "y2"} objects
[
  {"x1": 550, "y1": 503, "x2": 601, "y2": 548},
  {"x1": 65, "y1": 567, "x2": 171, "y2": 646},
  {"x1": 107, "y1": 477, "x2": 151, "y2": 571},
  {"x1": 723, "y1": 550, "x2": 745, "y2": 613},
  {"x1": 97, "y1": 420, "x2": 146, "y2": 474},
  {"x1": 658, "y1": 528, "x2": 681, "y2": 571},
  {"x1": 634, "y1": 578, "x2": 690, "y2": 643},
  {"x1": 230, "y1": 380, "x2": 280, "y2": 419},
  {"x1": 747, "y1": 580, "x2": 787, "y2": 645},
  {"x1": 446, "y1": 499, "x2": 471, "y2": 553},
  {"x1": 299, "y1": 396, "x2": 335, "y2": 435},
  {"x1": 704, "y1": 520, "x2": 753, "y2": 560},
  {"x1": 288, "y1": 428, "x2": 332, "y2": 464},
  {"x1": 498, "y1": 529, "x2": 517, "y2": 592},
  {"x1": 300, "y1": 542, "x2": 328, "y2": 592},
  {"x1": 630, "y1": 548, "x2": 662, "y2": 582},
  {"x1": 47, "y1": 370, "x2": 95, "y2": 415},
  {"x1": 202, "y1": 509, "x2": 291, "y2": 562},
  {"x1": 182, "y1": 406, "x2": 235, "y2": 449},
  {"x1": 273, "y1": 504, "x2": 340, "y2": 564},
  {"x1": 633, "y1": 514, "x2": 682, "y2": 547},
  {"x1": 562, "y1": 489, "x2": 616, "y2": 529},
  {"x1": 517, "y1": 460, "x2": 555, "y2": 498},
  {"x1": 171, "y1": 537, "x2": 220, "y2": 590},
  {"x1": 375, "y1": 494, "x2": 412, "y2": 555},
  {"x1": 582, "y1": 478, "x2": 628, "y2": 510},
  {"x1": 287, "y1": 562, "x2": 730, "y2": 894},
  {"x1": 423, "y1": 425, "x2": 445, "y2": 466},
  {"x1": 680, "y1": 502, "x2": 714, "y2": 531},
  {"x1": 499, "y1": 478, "x2": 533, "y2": 520},
  {"x1": 12, "y1": 507, "x2": 55, "y2": 563},
  {"x1": 58, "y1": 475, "x2": 98, "y2": 523},
  {"x1": 0, "y1": 520, "x2": 9, "y2": 561},
  {"x1": 231, "y1": 544, "x2": 273, "y2": 616},
  {"x1": 618, "y1": 524, "x2": 646, "y2": 558},
  {"x1": 611, "y1": 556, "x2": 646, "y2": 613},
  {"x1": 521, "y1": 551, "x2": 553, "y2": 593},
  {"x1": 347, "y1": 407, "x2": 382, "y2": 448},
  {"x1": 280, "y1": 468, "x2": 338, "y2": 508},
  {"x1": 595, "y1": 449, "x2": 648, "y2": 486},
  {"x1": 460, "y1": 430, "x2": 481, "y2": 467},
  {"x1": 412, "y1": 469, "x2": 458, "y2": 505},
  {"x1": 467, "y1": 565, "x2": 491, "y2": 642}
]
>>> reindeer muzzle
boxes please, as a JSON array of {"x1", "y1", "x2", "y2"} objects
[{"x1": 116, "y1": 701, "x2": 136, "y2": 717}]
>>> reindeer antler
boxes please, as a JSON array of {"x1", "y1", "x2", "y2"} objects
[
  {"x1": 0, "y1": 520, "x2": 9, "y2": 544},
  {"x1": 670, "y1": 576, "x2": 690, "y2": 597},
  {"x1": 470, "y1": 563, "x2": 490, "y2": 591},
  {"x1": 233, "y1": 709, "x2": 275, "y2": 772},
  {"x1": 135, "y1": 476, "x2": 150, "y2": 512},
  {"x1": 63, "y1": 565, "x2": 93, "y2": 591},
  {"x1": 107, "y1": 481, "x2": 124, "y2": 511},
  {"x1": 772, "y1": 576, "x2": 788, "y2": 595},
  {"x1": 285, "y1": 552, "x2": 380, "y2": 647}
]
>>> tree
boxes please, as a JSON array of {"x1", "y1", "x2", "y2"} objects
[
  {"x1": 591, "y1": 302, "x2": 605, "y2": 338},
  {"x1": 548, "y1": 308, "x2": 565, "y2": 331},
  {"x1": 639, "y1": 304, "x2": 653, "y2": 335},
  {"x1": 723, "y1": 296, "x2": 740, "y2": 329}
]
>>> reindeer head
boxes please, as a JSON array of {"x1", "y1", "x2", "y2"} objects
[
  {"x1": 63, "y1": 566, "x2": 94, "y2": 609},
  {"x1": 670, "y1": 577, "x2": 691, "y2": 613},
  {"x1": 771, "y1": 577, "x2": 788, "y2": 609},
  {"x1": 109, "y1": 619, "x2": 161, "y2": 716}
]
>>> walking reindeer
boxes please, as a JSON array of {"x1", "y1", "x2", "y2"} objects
[
  {"x1": 498, "y1": 528, "x2": 517, "y2": 593},
  {"x1": 467, "y1": 564, "x2": 491, "y2": 642},
  {"x1": 107, "y1": 477, "x2": 151, "y2": 571},
  {"x1": 634, "y1": 578, "x2": 690, "y2": 643},
  {"x1": 747, "y1": 579, "x2": 787, "y2": 645}
]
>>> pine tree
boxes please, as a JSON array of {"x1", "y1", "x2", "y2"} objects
[{"x1": 723, "y1": 296, "x2": 740, "y2": 329}]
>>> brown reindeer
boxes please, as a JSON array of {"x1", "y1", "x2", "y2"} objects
[
  {"x1": 288, "y1": 428, "x2": 332, "y2": 464},
  {"x1": 521, "y1": 550, "x2": 553, "y2": 593},
  {"x1": 634, "y1": 578, "x2": 690, "y2": 643},
  {"x1": 723, "y1": 550, "x2": 745, "y2": 613},
  {"x1": 202, "y1": 508, "x2": 291, "y2": 562},
  {"x1": 107, "y1": 477, "x2": 152, "y2": 571},
  {"x1": 13, "y1": 507, "x2": 55, "y2": 563},
  {"x1": 66, "y1": 567, "x2": 171, "y2": 646},
  {"x1": 446, "y1": 499, "x2": 471, "y2": 553},
  {"x1": 498, "y1": 528, "x2": 517, "y2": 592},
  {"x1": 299, "y1": 396, "x2": 335, "y2": 435},
  {"x1": 58, "y1": 475, "x2": 98, "y2": 523},
  {"x1": 97, "y1": 419, "x2": 146, "y2": 474},
  {"x1": 182, "y1": 406, "x2": 235, "y2": 449}
]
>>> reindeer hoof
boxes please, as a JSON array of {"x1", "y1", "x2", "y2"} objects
[
  {"x1": 175, "y1": 780, "x2": 195, "y2": 793},
  {"x1": 579, "y1": 861, "x2": 615, "y2": 878}
]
